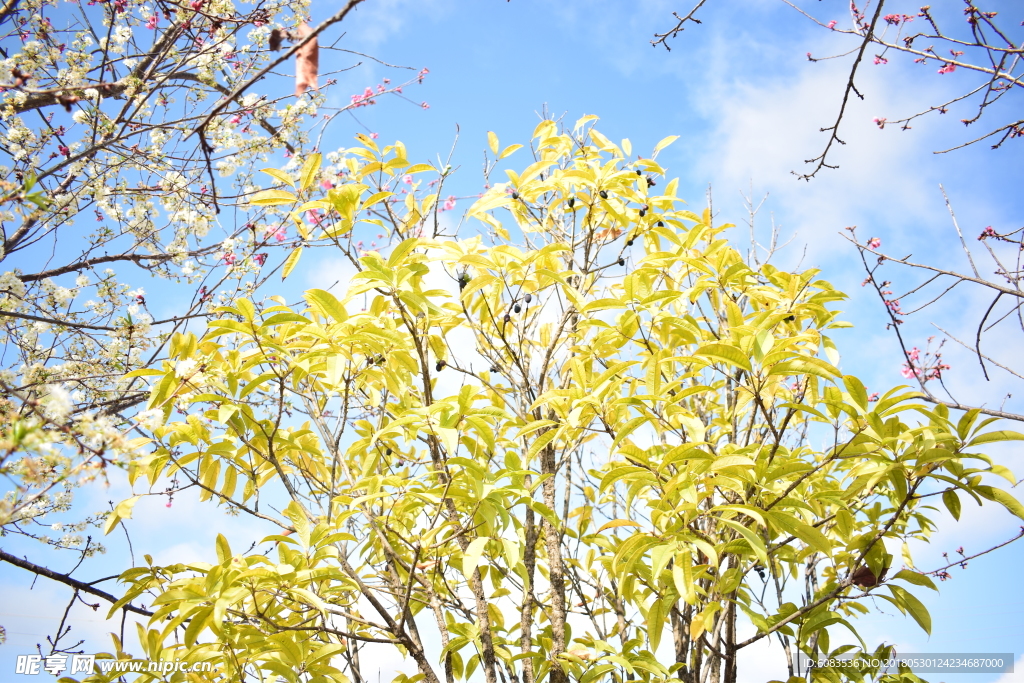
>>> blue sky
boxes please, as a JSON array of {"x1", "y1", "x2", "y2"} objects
[{"x1": 2, "y1": 1, "x2": 1023, "y2": 681}]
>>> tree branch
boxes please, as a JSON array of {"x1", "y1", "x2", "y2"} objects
[{"x1": 0, "y1": 548, "x2": 154, "y2": 617}]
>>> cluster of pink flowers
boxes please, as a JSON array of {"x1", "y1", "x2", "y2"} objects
[
  {"x1": 145, "y1": 14, "x2": 158, "y2": 29},
  {"x1": 978, "y1": 226, "x2": 997, "y2": 240},
  {"x1": 826, "y1": 19, "x2": 837, "y2": 29},
  {"x1": 265, "y1": 226, "x2": 286, "y2": 242},
  {"x1": 900, "y1": 340, "x2": 950, "y2": 382},
  {"x1": 350, "y1": 87, "x2": 378, "y2": 108},
  {"x1": 883, "y1": 14, "x2": 913, "y2": 25},
  {"x1": 417, "y1": 67, "x2": 429, "y2": 83},
  {"x1": 867, "y1": 237, "x2": 881, "y2": 248},
  {"x1": 872, "y1": 117, "x2": 887, "y2": 129},
  {"x1": 873, "y1": 55, "x2": 888, "y2": 65},
  {"x1": 937, "y1": 63, "x2": 956, "y2": 74},
  {"x1": 441, "y1": 195, "x2": 456, "y2": 212}
]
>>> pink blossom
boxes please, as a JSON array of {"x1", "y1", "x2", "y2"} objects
[
  {"x1": 978, "y1": 226, "x2": 997, "y2": 240},
  {"x1": 421, "y1": 101, "x2": 430, "y2": 110},
  {"x1": 938, "y1": 63, "x2": 956, "y2": 74},
  {"x1": 873, "y1": 55, "x2": 888, "y2": 65},
  {"x1": 266, "y1": 226, "x2": 287, "y2": 242},
  {"x1": 254, "y1": 253, "x2": 268, "y2": 266},
  {"x1": 145, "y1": 14, "x2": 158, "y2": 29},
  {"x1": 229, "y1": 115, "x2": 241, "y2": 124},
  {"x1": 867, "y1": 392, "x2": 879, "y2": 402},
  {"x1": 827, "y1": 20, "x2": 837, "y2": 29},
  {"x1": 867, "y1": 237, "x2": 881, "y2": 248},
  {"x1": 369, "y1": 132, "x2": 379, "y2": 139},
  {"x1": 222, "y1": 252, "x2": 236, "y2": 265},
  {"x1": 872, "y1": 117, "x2": 887, "y2": 129},
  {"x1": 321, "y1": 179, "x2": 334, "y2": 190},
  {"x1": 417, "y1": 67, "x2": 429, "y2": 83},
  {"x1": 442, "y1": 195, "x2": 456, "y2": 211},
  {"x1": 402, "y1": 174, "x2": 413, "y2": 184}
]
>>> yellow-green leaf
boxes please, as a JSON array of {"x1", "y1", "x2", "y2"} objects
[{"x1": 282, "y1": 247, "x2": 303, "y2": 280}]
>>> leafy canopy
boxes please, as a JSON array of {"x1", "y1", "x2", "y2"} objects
[{"x1": 107, "y1": 119, "x2": 1023, "y2": 683}]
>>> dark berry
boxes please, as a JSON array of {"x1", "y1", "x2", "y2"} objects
[
  {"x1": 657, "y1": 221, "x2": 664, "y2": 227},
  {"x1": 599, "y1": 190, "x2": 608, "y2": 199},
  {"x1": 512, "y1": 191, "x2": 520, "y2": 200},
  {"x1": 386, "y1": 448, "x2": 393, "y2": 455},
  {"x1": 524, "y1": 293, "x2": 532, "y2": 303},
  {"x1": 567, "y1": 197, "x2": 575, "y2": 208},
  {"x1": 636, "y1": 169, "x2": 642, "y2": 176},
  {"x1": 514, "y1": 304, "x2": 521, "y2": 313},
  {"x1": 618, "y1": 258, "x2": 625, "y2": 266},
  {"x1": 627, "y1": 239, "x2": 634, "y2": 246},
  {"x1": 786, "y1": 315, "x2": 796, "y2": 322},
  {"x1": 639, "y1": 208, "x2": 646, "y2": 218},
  {"x1": 503, "y1": 313, "x2": 511, "y2": 323},
  {"x1": 490, "y1": 365, "x2": 500, "y2": 372},
  {"x1": 435, "y1": 360, "x2": 446, "y2": 371},
  {"x1": 646, "y1": 177, "x2": 655, "y2": 187}
]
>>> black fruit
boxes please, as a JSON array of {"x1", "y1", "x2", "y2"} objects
[
  {"x1": 490, "y1": 365, "x2": 500, "y2": 372},
  {"x1": 567, "y1": 197, "x2": 575, "y2": 208},
  {"x1": 646, "y1": 177, "x2": 656, "y2": 187},
  {"x1": 786, "y1": 315, "x2": 796, "y2": 322},
  {"x1": 386, "y1": 448, "x2": 393, "y2": 455},
  {"x1": 657, "y1": 221, "x2": 664, "y2": 227},
  {"x1": 514, "y1": 304, "x2": 521, "y2": 313},
  {"x1": 435, "y1": 360, "x2": 446, "y2": 371},
  {"x1": 503, "y1": 313, "x2": 511, "y2": 323},
  {"x1": 512, "y1": 191, "x2": 520, "y2": 200},
  {"x1": 524, "y1": 293, "x2": 532, "y2": 303},
  {"x1": 639, "y1": 208, "x2": 646, "y2": 218},
  {"x1": 627, "y1": 239, "x2": 634, "y2": 246},
  {"x1": 599, "y1": 190, "x2": 608, "y2": 199},
  {"x1": 618, "y1": 258, "x2": 625, "y2": 266},
  {"x1": 636, "y1": 169, "x2": 642, "y2": 176}
]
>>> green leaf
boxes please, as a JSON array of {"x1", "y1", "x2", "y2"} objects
[
  {"x1": 694, "y1": 343, "x2": 752, "y2": 373},
  {"x1": 887, "y1": 584, "x2": 931, "y2": 635},
  {"x1": 250, "y1": 189, "x2": 298, "y2": 206},
  {"x1": 299, "y1": 153, "x2": 322, "y2": 191},
  {"x1": 942, "y1": 489, "x2": 961, "y2": 521},
  {"x1": 103, "y1": 496, "x2": 140, "y2": 535},
  {"x1": 462, "y1": 537, "x2": 489, "y2": 579},
  {"x1": 260, "y1": 168, "x2": 295, "y2": 187},
  {"x1": 967, "y1": 430, "x2": 1024, "y2": 447},
  {"x1": 215, "y1": 533, "x2": 232, "y2": 563},
  {"x1": 976, "y1": 485, "x2": 1024, "y2": 521},
  {"x1": 891, "y1": 569, "x2": 937, "y2": 592},
  {"x1": 768, "y1": 511, "x2": 832, "y2": 556},
  {"x1": 282, "y1": 247, "x2": 303, "y2": 280},
  {"x1": 769, "y1": 357, "x2": 840, "y2": 380},
  {"x1": 652, "y1": 135, "x2": 679, "y2": 157},
  {"x1": 304, "y1": 289, "x2": 347, "y2": 322}
]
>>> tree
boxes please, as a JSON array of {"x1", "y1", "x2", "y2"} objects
[
  {"x1": 101, "y1": 120, "x2": 1024, "y2": 683},
  {"x1": 652, "y1": 1, "x2": 1024, "y2": 425},
  {"x1": 0, "y1": 0, "x2": 430, "y2": 602}
]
